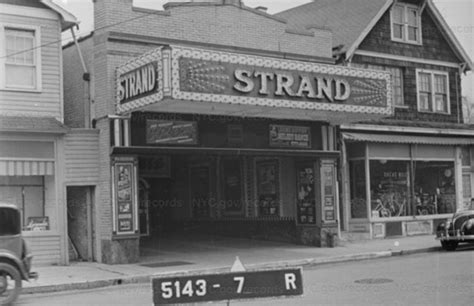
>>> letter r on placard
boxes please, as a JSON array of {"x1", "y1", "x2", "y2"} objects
[{"x1": 285, "y1": 273, "x2": 296, "y2": 290}]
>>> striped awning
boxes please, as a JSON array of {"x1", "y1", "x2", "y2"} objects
[
  {"x1": 0, "y1": 160, "x2": 54, "y2": 176},
  {"x1": 343, "y1": 132, "x2": 474, "y2": 146}
]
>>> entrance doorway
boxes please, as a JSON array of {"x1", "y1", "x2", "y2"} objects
[{"x1": 66, "y1": 186, "x2": 96, "y2": 262}]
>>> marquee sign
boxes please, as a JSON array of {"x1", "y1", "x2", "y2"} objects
[{"x1": 116, "y1": 46, "x2": 392, "y2": 115}]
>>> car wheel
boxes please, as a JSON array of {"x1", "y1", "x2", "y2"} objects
[{"x1": 441, "y1": 241, "x2": 458, "y2": 251}]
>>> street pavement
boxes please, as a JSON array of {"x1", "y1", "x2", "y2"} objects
[{"x1": 22, "y1": 234, "x2": 442, "y2": 295}]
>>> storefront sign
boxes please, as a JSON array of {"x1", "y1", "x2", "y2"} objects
[
  {"x1": 152, "y1": 268, "x2": 303, "y2": 305},
  {"x1": 115, "y1": 46, "x2": 392, "y2": 116},
  {"x1": 269, "y1": 125, "x2": 311, "y2": 148},
  {"x1": 146, "y1": 120, "x2": 198, "y2": 144},
  {"x1": 112, "y1": 157, "x2": 138, "y2": 236},
  {"x1": 118, "y1": 62, "x2": 158, "y2": 104},
  {"x1": 174, "y1": 51, "x2": 391, "y2": 112}
]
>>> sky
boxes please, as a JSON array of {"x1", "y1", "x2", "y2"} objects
[{"x1": 54, "y1": 0, "x2": 473, "y2": 99}]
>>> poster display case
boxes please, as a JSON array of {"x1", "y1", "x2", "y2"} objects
[
  {"x1": 112, "y1": 156, "x2": 139, "y2": 237},
  {"x1": 321, "y1": 160, "x2": 337, "y2": 223},
  {"x1": 296, "y1": 163, "x2": 316, "y2": 225},
  {"x1": 256, "y1": 160, "x2": 280, "y2": 217}
]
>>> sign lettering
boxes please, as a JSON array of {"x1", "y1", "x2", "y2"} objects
[
  {"x1": 152, "y1": 268, "x2": 303, "y2": 305},
  {"x1": 118, "y1": 62, "x2": 157, "y2": 104}
]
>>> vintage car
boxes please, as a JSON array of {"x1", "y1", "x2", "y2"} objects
[
  {"x1": 435, "y1": 209, "x2": 474, "y2": 251},
  {"x1": 0, "y1": 203, "x2": 38, "y2": 305}
]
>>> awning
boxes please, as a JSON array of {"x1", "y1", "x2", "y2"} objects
[
  {"x1": 0, "y1": 160, "x2": 55, "y2": 176},
  {"x1": 0, "y1": 116, "x2": 68, "y2": 134},
  {"x1": 136, "y1": 98, "x2": 387, "y2": 125},
  {"x1": 342, "y1": 132, "x2": 474, "y2": 146}
]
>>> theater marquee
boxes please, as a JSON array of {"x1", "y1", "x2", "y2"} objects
[{"x1": 116, "y1": 46, "x2": 392, "y2": 115}]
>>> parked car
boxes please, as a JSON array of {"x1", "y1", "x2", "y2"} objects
[
  {"x1": 0, "y1": 203, "x2": 38, "y2": 305},
  {"x1": 435, "y1": 208, "x2": 474, "y2": 251}
]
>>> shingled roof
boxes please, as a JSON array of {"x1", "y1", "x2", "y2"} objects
[
  {"x1": 276, "y1": 0, "x2": 472, "y2": 71},
  {"x1": 277, "y1": 0, "x2": 390, "y2": 55}
]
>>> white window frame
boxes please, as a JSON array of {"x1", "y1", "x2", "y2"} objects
[
  {"x1": 416, "y1": 69, "x2": 450, "y2": 115},
  {"x1": 390, "y1": 3, "x2": 422, "y2": 45},
  {"x1": 0, "y1": 23, "x2": 42, "y2": 92}
]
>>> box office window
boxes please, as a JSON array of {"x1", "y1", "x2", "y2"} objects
[
  {"x1": 0, "y1": 176, "x2": 48, "y2": 230},
  {"x1": 222, "y1": 158, "x2": 244, "y2": 215}
]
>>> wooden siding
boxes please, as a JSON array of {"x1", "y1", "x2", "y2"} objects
[
  {"x1": 23, "y1": 234, "x2": 61, "y2": 266},
  {"x1": 64, "y1": 129, "x2": 100, "y2": 184},
  {"x1": 358, "y1": 7, "x2": 460, "y2": 63},
  {"x1": 0, "y1": 13, "x2": 62, "y2": 118}
]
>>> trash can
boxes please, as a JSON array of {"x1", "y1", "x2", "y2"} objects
[{"x1": 326, "y1": 232, "x2": 336, "y2": 248}]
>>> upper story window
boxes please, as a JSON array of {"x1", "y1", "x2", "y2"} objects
[
  {"x1": 352, "y1": 63, "x2": 405, "y2": 107},
  {"x1": 391, "y1": 3, "x2": 422, "y2": 44},
  {"x1": 0, "y1": 24, "x2": 41, "y2": 91},
  {"x1": 416, "y1": 69, "x2": 450, "y2": 114}
]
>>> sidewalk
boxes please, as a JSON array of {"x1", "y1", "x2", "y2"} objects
[{"x1": 22, "y1": 234, "x2": 441, "y2": 295}]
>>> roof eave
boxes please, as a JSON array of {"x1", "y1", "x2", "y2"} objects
[
  {"x1": 426, "y1": 0, "x2": 473, "y2": 72},
  {"x1": 40, "y1": 0, "x2": 78, "y2": 31}
]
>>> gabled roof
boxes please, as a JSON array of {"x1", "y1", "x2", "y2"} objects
[
  {"x1": 40, "y1": 0, "x2": 78, "y2": 31},
  {"x1": 276, "y1": 0, "x2": 472, "y2": 71}
]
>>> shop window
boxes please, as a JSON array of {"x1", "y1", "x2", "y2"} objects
[
  {"x1": 1, "y1": 26, "x2": 41, "y2": 91},
  {"x1": 349, "y1": 160, "x2": 367, "y2": 219},
  {"x1": 0, "y1": 176, "x2": 47, "y2": 230},
  {"x1": 390, "y1": 3, "x2": 422, "y2": 44},
  {"x1": 370, "y1": 160, "x2": 409, "y2": 218},
  {"x1": 296, "y1": 162, "x2": 316, "y2": 224},
  {"x1": 416, "y1": 70, "x2": 450, "y2": 114},
  {"x1": 189, "y1": 165, "x2": 211, "y2": 218},
  {"x1": 414, "y1": 161, "x2": 455, "y2": 215},
  {"x1": 256, "y1": 160, "x2": 279, "y2": 217}
]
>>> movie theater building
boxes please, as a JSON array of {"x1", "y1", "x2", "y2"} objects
[{"x1": 63, "y1": 0, "x2": 392, "y2": 264}]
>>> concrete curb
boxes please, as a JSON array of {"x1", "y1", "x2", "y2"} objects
[{"x1": 21, "y1": 247, "x2": 440, "y2": 295}]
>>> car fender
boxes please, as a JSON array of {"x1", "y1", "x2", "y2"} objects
[{"x1": 0, "y1": 250, "x2": 29, "y2": 280}]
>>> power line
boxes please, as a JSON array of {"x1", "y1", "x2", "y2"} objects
[{"x1": 0, "y1": 6, "x2": 197, "y2": 59}]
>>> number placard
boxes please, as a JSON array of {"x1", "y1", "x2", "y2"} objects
[{"x1": 152, "y1": 268, "x2": 303, "y2": 305}]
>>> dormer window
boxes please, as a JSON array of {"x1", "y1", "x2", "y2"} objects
[{"x1": 391, "y1": 3, "x2": 422, "y2": 44}]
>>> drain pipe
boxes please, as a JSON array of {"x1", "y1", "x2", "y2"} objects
[{"x1": 70, "y1": 26, "x2": 92, "y2": 128}]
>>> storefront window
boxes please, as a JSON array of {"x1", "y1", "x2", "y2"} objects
[
  {"x1": 349, "y1": 160, "x2": 367, "y2": 218},
  {"x1": 414, "y1": 161, "x2": 455, "y2": 214},
  {"x1": 0, "y1": 176, "x2": 48, "y2": 230},
  {"x1": 370, "y1": 160, "x2": 409, "y2": 218},
  {"x1": 256, "y1": 160, "x2": 279, "y2": 217}
]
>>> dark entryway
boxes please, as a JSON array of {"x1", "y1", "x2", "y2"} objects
[{"x1": 66, "y1": 186, "x2": 96, "y2": 262}]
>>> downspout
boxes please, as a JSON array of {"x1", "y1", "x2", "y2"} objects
[
  {"x1": 457, "y1": 63, "x2": 467, "y2": 123},
  {"x1": 70, "y1": 26, "x2": 92, "y2": 128}
]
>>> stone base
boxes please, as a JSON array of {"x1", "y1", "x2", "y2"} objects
[
  {"x1": 101, "y1": 238, "x2": 139, "y2": 264},
  {"x1": 296, "y1": 225, "x2": 339, "y2": 247}
]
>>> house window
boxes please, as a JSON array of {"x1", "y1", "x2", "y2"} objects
[
  {"x1": 391, "y1": 4, "x2": 421, "y2": 44},
  {"x1": 353, "y1": 64, "x2": 405, "y2": 107},
  {"x1": 417, "y1": 70, "x2": 450, "y2": 114},
  {"x1": 1, "y1": 25, "x2": 40, "y2": 91}
]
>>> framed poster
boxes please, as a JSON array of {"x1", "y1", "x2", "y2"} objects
[
  {"x1": 269, "y1": 125, "x2": 311, "y2": 148},
  {"x1": 296, "y1": 162, "x2": 316, "y2": 225},
  {"x1": 321, "y1": 161, "x2": 337, "y2": 223},
  {"x1": 112, "y1": 157, "x2": 139, "y2": 237},
  {"x1": 256, "y1": 160, "x2": 279, "y2": 217},
  {"x1": 146, "y1": 120, "x2": 198, "y2": 145}
]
